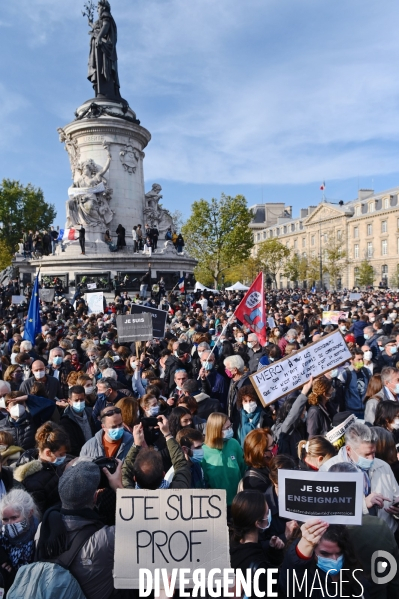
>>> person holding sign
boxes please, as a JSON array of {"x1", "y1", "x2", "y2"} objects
[
  {"x1": 306, "y1": 378, "x2": 334, "y2": 439},
  {"x1": 320, "y1": 422, "x2": 399, "y2": 533},
  {"x1": 279, "y1": 518, "x2": 366, "y2": 598}
]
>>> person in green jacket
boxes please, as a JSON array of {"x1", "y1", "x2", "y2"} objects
[{"x1": 202, "y1": 412, "x2": 246, "y2": 508}]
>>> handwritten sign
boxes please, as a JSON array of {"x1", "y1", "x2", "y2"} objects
[
  {"x1": 11, "y1": 295, "x2": 26, "y2": 305},
  {"x1": 114, "y1": 489, "x2": 230, "y2": 589},
  {"x1": 321, "y1": 311, "x2": 348, "y2": 325},
  {"x1": 250, "y1": 331, "x2": 351, "y2": 406},
  {"x1": 278, "y1": 470, "x2": 363, "y2": 524},
  {"x1": 87, "y1": 292, "x2": 104, "y2": 315}
]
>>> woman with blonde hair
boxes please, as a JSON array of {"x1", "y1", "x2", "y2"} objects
[
  {"x1": 3, "y1": 365, "x2": 24, "y2": 391},
  {"x1": 306, "y1": 377, "x2": 333, "y2": 438},
  {"x1": 202, "y1": 412, "x2": 246, "y2": 509},
  {"x1": 297, "y1": 436, "x2": 337, "y2": 471}
]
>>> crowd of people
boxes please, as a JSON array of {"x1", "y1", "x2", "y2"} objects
[{"x1": 0, "y1": 285, "x2": 397, "y2": 597}]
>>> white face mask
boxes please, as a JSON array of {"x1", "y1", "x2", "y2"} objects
[
  {"x1": 392, "y1": 418, "x2": 399, "y2": 430},
  {"x1": 363, "y1": 351, "x2": 373, "y2": 361},
  {"x1": 10, "y1": 404, "x2": 25, "y2": 419},
  {"x1": 33, "y1": 370, "x2": 45, "y2": 379},
  {"x1": 243, "y1": 401, "x2": 257, "y2": 414},
  {"x1": 84, "y1": 386, "x2": 94, "y2": 395}
]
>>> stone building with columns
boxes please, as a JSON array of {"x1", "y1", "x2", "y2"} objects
[{"x1": 250, "y1": 187, "x2": 399, "y2": 289}]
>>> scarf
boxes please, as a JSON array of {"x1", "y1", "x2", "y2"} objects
[
  {"x1": 36, "y1": 506, "x2": 103, "y2": 560},
  {"x1": 238, "y1": 408, "x2": 262, "y2": 446},
  {"x1": 0, "y1": 516, "x2": 38, "y2": 571}
]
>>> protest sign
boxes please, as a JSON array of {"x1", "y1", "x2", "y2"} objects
[
  {"x1": 250, "y1": 330, "x2": 352, "y2": 406},
  {"x1": 278, "y1": 470, "x2": 363, "y2": 524},
  {"x1": 325, "y1": 414, "x2": 357, "y2": 449},
  {"x1": 39, "y1": 288, "x2": 55, "y2": 303},
  {"x1": 116, "y1": 313, "x2": 153, "y2": 342},
  {"x1": 87, "y1": 283, "x2": 97, "y2": 290},
  {"x1": 114, "y1": 489, "x2": 230, "y2": 589},
  {"x1": 87, "y1": 292, "x2": 104, "y2": 315},
  {"x1": 349, "y1": 293, "x2": 362, "y2": 301},
  {"x1": 11, "y1": 295, "x2": 26, "y2": 304},
  {"x1": 267, "y1": 317, "x2": 276, "y2": 328},
  {"x1": 129, "y1": 303, "x2": 168, "y2": 338},
  {"x1": 321, "y1": 311, "x2": 348, "y2": 325}
]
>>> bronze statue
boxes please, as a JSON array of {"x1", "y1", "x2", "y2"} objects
[{"x1": 85, "y1": 0, "x2": 122, "y2": 102}]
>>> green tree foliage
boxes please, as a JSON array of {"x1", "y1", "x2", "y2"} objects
[
  {"x1": 225, "y1": 256, "x2": 262, "y2": 287},
  {"x1": 283, "y1": 253, "x2": 308, "y2": 285},
  {"x1": 257, "y1": 238, "x2": 290, "y2": 288},
  {"x1": 182, "y1": 194, "x2": 253, "y2": 287},
  {"x1": 0, "y1": 180, "x2": 57, "y2": 255},
  {"x1": 323, "y1": 230, "x2": 348, "y2": 289},
  {"x1": 357, "y1": 260, "x2": 375, "y2": 288},
  {"x1": 0, "y1": 239, "x2": 14, "y2": 271},
  {"x1": 306, "y1": 255, "x2": 322, "y2": 287}
]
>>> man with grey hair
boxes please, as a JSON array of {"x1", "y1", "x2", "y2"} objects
[
  {"x1": 92, "y1": 377, "x2": 127, "y2": 428},
  {"x1": 224, "y1": 354, "x2": 252, "y2": 419},
  {"x1": 247, "y1": 332, "x2": 263, "y2": 373},
  {"x1": 278, "y1": 328, "x2": 298, "y2": 356},
  {"x1": 376, "y1": 337, "x2": 398, "y2": 370},
  {"x1": 320, "y1": 422, "x2": 399, "y2": 532},
  {"x1": 199, "y1": 349, "x2": 228, "y2": 408},
  {"x1": 365, "y1": 366, "x2": 399, "y2": 424}
]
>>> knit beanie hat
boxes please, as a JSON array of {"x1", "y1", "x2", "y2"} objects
[{"x1": 59, "y1": 459, "x2": 100, "y2": 509}]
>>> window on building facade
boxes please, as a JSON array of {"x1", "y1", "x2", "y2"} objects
[
  {"x1": 354, "y1": 226, "x2": 359, "y2": 238},
  {"x1": 354, "y1": 244, "x2": 359, "y2": 258},
  {"x1": 369, "y1": 202, "x2": 375, "y2": 213},
  {"x1": 283, "y1": 226, "x2": 287, "y2": 234},
  {"x1": 311, "y1": 251, "x2": 316, "y2": 258},
  {"x1": 384, "y1": 197, "x2": 389, "y2": 209},
  {"x1": 354, "y1": 267, "x2": 360, "y2": 286},
  {"x1": 302, "y1": 237, "x2": 306, "y2": 247},
  {"x1": 367, "y1": 242, "x2": 373, "y2": 257},
  {"x1": 294, "y1": 239, "x2": 297, "y2": 249},
  {"x1": 382, "y1": 265, "x2": 388, "y2": 282},
  {"x1": 269, "y1": 230, "x2": 273, "y2": 238},
  {"x1": 382, "y1": 240, "x2": 388, "y2": 256},
  {"x1": 382, "y1": 221, "x2": 387, "y2": 233},
  {"x1": 257, "y1": 233, "x2": 260, "y2": 241},
  {"x1": 367, "y1": 223, "x2": 372, "y2": 236},
  {"x1": 311, "y1": 235, "x2": 315, "y2": 246},
  {"x1": 262, "y1": 231, "x2": 266, "y2": 239},
  {"x1": 291, "y1": 224, "x2": 295, "y2": 232},
  {"x1": 276, "y1": 228, "x2": 279, "y2": 235},
  {"x1": 355, "y1": 206, "x2": 361, "y2": 216},
  {"x1": 337, "y1": 230, "x2": 342, "y2": 240}
]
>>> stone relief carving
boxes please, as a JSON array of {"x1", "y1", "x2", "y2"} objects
[
  {"x1": 65, "y1": 142, "x2": 114, "y2": 230},
  {"x1": 120, "y1": 143, "x2": 139, "y2": 174},
  {"x1": 57, "y1": 128, "x2": 81, "y2": 179},
  {"x1": 144, "y1": 183, "x2": 174, "y2": 237}
]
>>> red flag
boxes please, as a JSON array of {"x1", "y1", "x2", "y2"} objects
[
  {"x1": 320, "y1": 181, "x2": 325, "y2": 190},
  {"x1": 235, "y1": 272, "x2": 267, "y2": 346}
]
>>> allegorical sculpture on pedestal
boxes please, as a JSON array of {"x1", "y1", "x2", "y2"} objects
[{"x1": 144, "y1": 184, "x2": 174, "y2": 238}]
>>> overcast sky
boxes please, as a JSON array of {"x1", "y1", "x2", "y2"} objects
[{"x1": 1, "y1": 0, "x2": 399, "y2": 226}]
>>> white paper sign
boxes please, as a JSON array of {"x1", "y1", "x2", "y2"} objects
[
  {"x1": 278, "y1": 470, "x2": 364, "y2": 524},
  {"x1": 349, "y1": 293, "x2": 362, "y2": 301},
  {"x1": 87, "y1": 292, "x2": 104, "y2": 315},
  {"x1": 87, "y1": 283, "x2": 97, "y2": 290},
  {"x1": 11, "y1": 295, "x2": 26, "y2": 304},
  {"x1": 114, "y1": 489, "x2": 230, "y2": 589},
  {"x1": 250, "y1": 330, "x2": 351, "y2": 406},
  {"x1": 267, "y1": 317, "x2": 276, "y2": 328}
]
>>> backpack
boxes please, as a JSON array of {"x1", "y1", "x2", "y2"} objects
[
  {"x1": 237, "y1": 468, "x2": 269, "y2": 493},
  {"x1": 8, "y1": 522, "x2": 101, "y2": 599}
]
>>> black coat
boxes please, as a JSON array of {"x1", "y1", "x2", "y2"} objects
[
  {"x1": 306, "y1": 404, "x2": 332, "y2": 438},
  {"x1": 60, "y1": 407, "x2": 96, "y2": 457},
  {"x1": 116, "y1": 225, "x2": 126, "y2": 247},
  {"x1": 0, "y1": 414, "x2": 38, "y2": 450}
]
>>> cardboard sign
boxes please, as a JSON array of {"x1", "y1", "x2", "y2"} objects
[
  {"x1": 39, "y1": 288, "x2": 55, "y2": 303},
  {"x1": 325, "y1": 414, "x2": 357, "y2": 449},
  {"x1": 116, "y1": 313, "x2": 153, "y2": 342},
  {"x1": 349, "y1": 293, "x2": 362, "y2": 301},
  {"x1": 87, "y1": 292, "x2": 104, "y2": 315},
  {"x1": 114, "y1": 489, "x2": 230, "y2": 589},
  {"x1": 321, "y1": 311, "x2": 348, "y2": 325},
  {"x1": 129, "y1": 303, "x2": 168, "y2": 338},
  {"x1": 278, "y1": 470, "x2": 364, "y2": 524},
  {"x1": 11, "y1": 295, "x2": 26, "y2": 304},
  {"x1": 250, "y1": 330, "x2": 352, "y2": 406}
]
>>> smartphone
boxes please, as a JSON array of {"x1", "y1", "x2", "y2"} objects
[{"x1": 141, "y1": 417, "x2": 160, "y2": 427}]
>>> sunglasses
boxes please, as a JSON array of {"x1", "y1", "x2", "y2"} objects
[{"x1": 100, "y1": 407, "x2": 121, "y2": 419}]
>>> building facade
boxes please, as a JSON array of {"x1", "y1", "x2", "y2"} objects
[{"x1": 249, "y1": 187, "x2": 399, "y2": 289}]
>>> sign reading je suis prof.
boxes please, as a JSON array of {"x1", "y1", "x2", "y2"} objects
[
  {"x1": 116, "y1": 313, "x2": 154, "y2": 342},
  {"x1": 250, "y1": 330, "x2": 351, "y2": 406}
]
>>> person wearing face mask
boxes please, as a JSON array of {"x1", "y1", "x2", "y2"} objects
[
  {"x1": 60, "y1": 386, "x2": 96, "y2": 456},
  {"x1": 174, "y1": 427, "x2": 206, "y2": 489},
  {"x1": 230, "y1": 490, "x2": 284, "y2": 598},
  {"x1": 375, "y1": 336, "x2": 399, "y2": 371},
  {"x1": 272, "y1": 377, "x2": 313, "y2": 456},
  {"x1": 76, "y1": 374, "x2": 97, "y2": 406},
  {"x1": 0, "y1": 489, "x2": 40, "y2": 594},
  {"x1": 47, "y1": 347, "x2": 76, "y2": 401},
  {"x1": 374, "y1": 401, "x2": 399, "y2": 446},
  {"x1": 235, "y1": 387, "x2": 273, "y2": 447},
  {"x1": 19, "y1": 360, "x2": 63, "y2": 402},
  {"x1": 163, "y1": 341, "x2": 192, "y2": 395},
  {"x1": 224, "y1": 355, "x2": 252, "y2": 422},
  {"x1": 361, "y1": 344, "x2": 375, "y2": 375},
  {"x1": 348, "y1": 313, "x2": 369, "y2": 346},
  {"x1": 91, "y1": 377, "x2": 128, "y2": 430},
  {"x1": 246, "y1": 333, "x2": 264, "y2": 373},
  {"x1": 306, "y1": 377, "x2": 334, "y2": 438},
  {"x1": 80, "y1": 406, "x2": 133, "y2": 461},
  {"x1": 341, "y1": 349, "x2": 371, "y2": 419},
  {"x1": 320, "y1": 423, "x2": 399, "y2": 532},
  {"x1": 199, "y1": 350, "x2": 228, "y2": 409},
  {"x1": 14, "y1": 422, "x2": 71, "y2": 514},
  {"x1": 365, "y1": 367, "x2": 399, "y2": 424},
  {"x1": 279, "y1": 518, "x2": 365, "y2": 598},
  {"x1": 202, "y1": 413, "x2": 246, "y2": 509}
]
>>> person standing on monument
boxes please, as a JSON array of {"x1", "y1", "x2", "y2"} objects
[
  {"x1": 115, "y1": 224, "x2": 126, "y2": 250},
  {"x1": 136, "y1": 224, "x2": 143, "y2": 251},
  {"x1": 152, "y1": 225, "x2": 159, "y2": 251},
  {"x1": 132, "y1": 225, "x2": 138, "y2": 253},
  {"x1": 140, "y1": 265, "x2": 152, "y2": 300},
  {"x1": 78, "y1": 224, "x2": 86, "y2": 255}
]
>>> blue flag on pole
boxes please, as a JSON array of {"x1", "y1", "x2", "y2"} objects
[{"x1": 24, "y1": 273, "x2": 42, "y2": 344}]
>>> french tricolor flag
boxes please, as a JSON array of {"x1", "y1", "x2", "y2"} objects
[
  {"x1": 178, "y1": 277, "x2": 185, "y2": 292},
  {"x1": 320, "y1": 181, "x2": 326, "y2": 190},
  {"x1": 59, "y1": 228, "x2": 76, "y2": 241}
]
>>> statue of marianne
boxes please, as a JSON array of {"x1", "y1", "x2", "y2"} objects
[{"x1": 87, "y1": 0, "x2": 122, "y2": 102}]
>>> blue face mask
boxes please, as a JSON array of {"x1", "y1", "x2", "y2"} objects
[
  {"x1": 364, "y1": 334, "x2": 369, "y2": 340},
  {"x1": 52, "y1": 356, "x2": 63, "y2": 366},
  {"x1": 142, "y1": 379, "x2": 148, "y2": 388},
  {"x1": 191, "y1": 448, "x2": 204, "y2": 463},
  {"x1": 258, "y1": 509, "x2": 272, "y2": 531},
  {"x1": 148, "y1": 405, "x2": 160, "y2": 417},
  {"x1": 316, "y1": 554, "x2": 344, "y2": 574},
  {"x1": 330, "y1": 369, "x2": 338, "y2": 378},
  {"x1": 203, "y1": 362, "x2": 213, "y2": 371},
  {"x1": 53, "y1": 456, "x2": 66, "y2": 466},
  {"x1": 107, "y1": 427, "x2": 124, "y2": 441},
  {"x1": 353, "y1": 449, "x2": 374, "y2": 470},
  {"x1": 390, "y1": 346, "x2": 398, "y2": 355},
  {"x1": 72, "y1": 401, "x2": 86, "y2": 413}
]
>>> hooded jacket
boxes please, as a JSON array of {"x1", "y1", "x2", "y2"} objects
[{"x1": 79, "y1": 429, "x2": 133, "y2": 461}]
